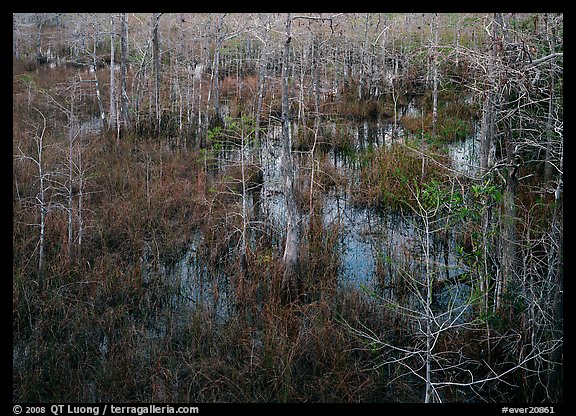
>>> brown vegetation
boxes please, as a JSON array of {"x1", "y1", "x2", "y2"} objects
[{"x1": 13, "y1": 12, "x2": 563, "y2": 404}]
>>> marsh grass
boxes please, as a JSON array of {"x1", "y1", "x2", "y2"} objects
[
  {"x1": 351, "y1": 142, "x2": 451, "y2": 210},
  {"x1": 13, "y1": 38, "x2": 553, "y2": 402},
  {"x1": 11, "y1": 104, "x2": 394, "y2": 402}
]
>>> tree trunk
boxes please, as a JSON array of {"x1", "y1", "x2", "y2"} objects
[
  {"x1": 38, "y1": 187, "x2": 45, "y2": 290},
  {"x1": 480, "y1": 93, "x2": 495, "y2": 173},
  {"x1": 493, "y1": 13, "x2": 519, "y2": 314},
  {"x1": 120, "y1": 13, "x2": 130, "y2": 132},
  {"x1": 280, "y1": 13, "x2": 300, "y2": 301},
  {"x1": 151, "y1": 13, "x2": 162, "y2": 134},
  {"x1": 109, "y1": 15, "x2": 117, "y2": 132},
  {"x1": 35, "y1": 109, "x2": 48, "y2": 291},
  {"x1": 67, "y1": 96, "x2": 75, "y2": 262},
  {"x1": 35, "y1": 15, "x2": 43, "y2": 63},
  {"x1": 254, "y1": 21, "x2": 269, "y2": 144},
  {"x1": 312, "y1": 34, "x2": 321, "y2": 136},
  {"x1": 547, "y1": 155, "x2": 563, "y2": 399},
  {"x1": 297, "y1": 45, "x2": 306, "y2": 128},
  {"x1": 358, "y1": 13, "x2": 370, "y2": 101},
  {"x1": 77, "y1": 139, "x2": 84, "y2": 259},
  {"x1": 91, "y1": 38, "x2": 106, "y2": 129},
  {"x1": 13, "y1": 15, "x2": 19, "y2": 59},
  {"x1": 455, "y1": 14, "x2": 462, "y2": 67},
  {"x1": 544, "y1": 19, "x2": 556, "y2": 185},
  {"x1": 431, "y1": 13, "x2": 439, "y2": 139},
  {"x1": 423, "y1": 210, "x2": 434, "y2": 403},
  {"x1": 497, "y1": 120, "x2": 518, "y2": 312},
  {"x1": 240, "y1": 120, "x2": 249, "y2": 276},
  {"x1": 211, "y1": 14, "x2": 225, "y2": 125},
  {"x1": 480, "y1": 14, "x2": 498, "y2": 173}
]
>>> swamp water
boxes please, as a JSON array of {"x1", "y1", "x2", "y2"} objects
[{"x1": 142, "y1": 113, "x2": 481, "y2": 332}]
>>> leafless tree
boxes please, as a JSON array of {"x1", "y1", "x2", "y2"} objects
[
  {"x1": 120, "y1": 13, "x2": 130, "y2": 132},
  {"x1": 344, "y1": 175, "x2": 561, "y2": 402},
  {"x1": 109, "y1": 14, "x2": 118, "y2": 135},
  {"x1": 15, "y1": 108, "x2": 50, "y2": 290},
  {"x1": 431, "y1": 13, "x2": 439, "y2": 139},
  {"x1": 151, "y1": 13, "x2": 163, "y2": 133},
  {"x1": 279, "y1": 13, "x2": 300, "y2": 301}
]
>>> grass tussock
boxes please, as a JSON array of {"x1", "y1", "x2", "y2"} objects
[{"x1": 352, "y1": 143, "x2": 451, "y2": 210}]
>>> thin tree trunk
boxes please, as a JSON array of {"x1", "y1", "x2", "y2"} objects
[
  {"x1": 35, "y1": 109, "x2": 47, "y2": 291},
  {"x1": 421, "y1": 107, "x2": 425, "y2": 180},
  {"x1": 544, "y1": 20, "x2": 556, "y2": 184},
  {"x1": 109, "y1": 15, "x2": 117, "y2": 132},
  {"x1": 151, "y1": 13, "x2": 162, "y2": 134},
  {"x1": 312, "y1": 34, "x2": 321, "y2": 137},
  {"x1": 455, "y1": 14, "x2": 462, "y2": 67},
  {"x1": 38, "y1": 181, "x2": 45, "y2": 289},
  {"x1": 120, "y1": 13, "x2": 130, "y2": 132},
  {"x1": 211, "y1": 14, "x2": 224, "y2": 125},
  {"x1": 297, "y1": 46, "x2": 306, "y2": 128},
  {"x1": 254, "y1": 27, "x2": 268, "y2": 144},
  {"x1": 498, "y1": 120, "x2": 518, "y2": 312},
  {"x1": 67, "y1": 95, "x2": 75, "y2": 262},
  {"x1": 77, "y1": 140, "x2": 84, "y2": 259},
  {"x1": 92, "y1": 39, "x2": 106, "y2": 129},
  {"x1": 308, "y1": 33, "x2": 322, "y2": 220},
  {"x1": 424, "y1": 213, "x2": 433, "y2": 403},
  {"x1": 480, "y1": 94, "x2": 495, "y2": 173},
  {"x1": 197, "y1": 64, "x2": 203, "y2": 146},
  {"x1": 14, "y1": 15, "x2": 20, "y2": 59},
  {"x1": 212, "y1": 43, "x2": 220, "y2": 122},
  {"x1": 547, "y1": 154, "x2": 563, "y2": 399},
  {"x1": 480, "y1": 14, "x2": 498, "y2": 173},
  {"x1": 35, "y1": 16, "x2": 43, "y2": 63},
  {"x1": 358, "y1": 13, "x2": 370, "y2": 101},
  {"x1": 431, "y1": 13, "x2": 439, "y2": 139},
  {"x1": 240, "y1": 120, "x2": 249, "y2": 275}
]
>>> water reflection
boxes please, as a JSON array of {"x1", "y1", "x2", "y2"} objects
[
  {"x1": 449, "y1": 124, "x2": 480, "y2": 176},
  {"x1": 142, "y1": 111, "x2": 479, "y2": 325}
]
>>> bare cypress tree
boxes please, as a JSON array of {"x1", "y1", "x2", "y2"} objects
[
  {"x1": 15, "y1": 108, "x2": 49, "y2": 291},
  {"x1": 254, "y1": 15, "x2": 270, "y2": 144},
  {"x1": 120, "y1": 13, "x2": 130, "y2": 132},
  {"x1": 431, "y1": 13, "x2": 439, "y2": 139},
  {"x1": 151, "y1": 13, "x2": 163, "y2": 133},
  {"x1": 479, "y1": 14, "x2": 498, "y2": 173},
  {"x1": 35, "y1": 14, "x2": 43, "y2": 63},
  {"x1": 66, "y1": 84, "x2": 77, "y2": 262},
  {"x1": 13, "y1": 14, "x2": 19, "y2": 59},
  {"x1": 108, "y1": 14, "x2": 117, "y2": 133},
  {"x1": 90, "y1": 27, "x2": 106, "y2": 129},
  {"x1": 209, "y1": 13, "x2": 225, "y2": 127},
  {"x1": 493, "y1": 12, "x2": 518, "y2": 313},
  {"x1": 546, "y1": 152, "x2": 563, "y2": 400},
  {"x1": 280, "y1": 13, "x2": 300, "y2": 301},
  {"x1": 544, "y1": 14, "x2": 558, "y2": 185}
]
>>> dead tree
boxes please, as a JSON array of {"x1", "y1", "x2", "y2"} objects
[
  {"x1": 253, "y1": 15, "x2": 271, "y2": 144},
  {"x1": 109, "y1": 14, "x2": 118, "y2": 134},
  {"x1": 280, "y1": 13, "x2": 300, "y2": 301},
  {"x1": 15, "y1": 108, "x2": 50, "y2": 290},
  {"x1": 151, "y1": 13, "x2": 163, "y2": 133},
  {"x1": 431, "y1": 13, "x2": 439, "y2": 139},
  {"x1": 120, "y1": 13, "x2": 130, "y2": 132}
]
